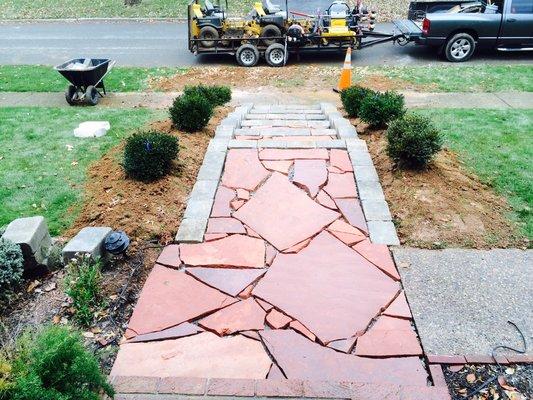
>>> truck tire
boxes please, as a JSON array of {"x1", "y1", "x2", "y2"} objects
[
  {"x1": 445, "y1": 33, "x2": 476, "y2": 62},
  {"x1": 261, "y1": 24, "x2": 282, "y2": 46},
  {"x1": 265, "y1": 43, "x2": 286, "y2": 67},
  {"x1": 199, "y1": 26, "x2": 219, "y2": 48},
  {"x1": 236, "y1": 44, "x2": 260, "y2": 67},
  {"x1": 85, "y1": 86, "x2": 99, "y2": 106}
]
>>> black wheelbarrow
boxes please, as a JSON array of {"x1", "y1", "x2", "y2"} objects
[{"x1": 55, "y1": 58, "x2": 116, "y2": 106}]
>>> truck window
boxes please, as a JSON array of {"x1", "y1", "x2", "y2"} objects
[{"x1": 510, "y1": 0, "x2": 533, "y2": 13}]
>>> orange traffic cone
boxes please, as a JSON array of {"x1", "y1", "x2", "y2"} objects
[{"x1": 334, "y1": 47, "x2": 352, "y2": 93}]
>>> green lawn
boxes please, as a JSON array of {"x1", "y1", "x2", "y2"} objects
[
  {"x1": 417, "y1": 108, "x2": 533, "y2": 240},
  {"x1": 0, "y1": 107, "x2": 161, "y2": 235}
]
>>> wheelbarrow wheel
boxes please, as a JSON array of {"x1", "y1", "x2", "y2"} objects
[
  {"x1": 65, "y1": 84, "x2": 77, "y2": 105},
  {"x1": 85, "y1": 85, "x2": 99, "y2": 106}
]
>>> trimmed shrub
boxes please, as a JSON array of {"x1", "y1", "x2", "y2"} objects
[
  {"x1": 9, "y1": 326, "x2": 114, "y2": 400},
  {"x1": 340, "y1": 85, "x2": 374, "y2": 118},
  {"x1": 123, "y1": 130, "x2": 179, "y2": 182},
  {"x1": 387, "y1": 113, "x2": 443, "y2": 169},
  {"x1": 169, "y1": 94, "x2": 213, "y2": 132},
  {"x1": 0, "y1": 238, "x2": 24, "y2": 297},
  {"x1": 183, "y1": 85, "x2": 232, "y2": 107},
  {"x1": 359, "y1": 91, "x2": 405, "y2": 127}
]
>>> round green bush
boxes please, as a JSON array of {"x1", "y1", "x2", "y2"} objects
[
  {"x1": 123, "y1": 131, "x2": 179, "y2": 182},
  {"x1": 340, "y1": 85, "x2": 374, "y2": 118},
  {"x1": 359, "y1": 91, "x2": 405, "y2": 127},
  {"x1": 183, "y1": 85, "x2": 232, "y2": 107},
  {"x1": 169, "y1": 94, "x2": 213, "y2": 132},
  {"x1": 386, "y1": 113, "x2": 443, "y2": 168},
  {"x1": 0, "y1": 238, "x2": 24, "y2": 297}
]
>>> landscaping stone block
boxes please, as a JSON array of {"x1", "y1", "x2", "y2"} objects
[
  {"x1": 346, "y1": 138, "x2": 368, "y2": 151},
  {"x1": 315, "y1": 140, "x2": 346, "y2": 149},
  {"x1": 283, "y1": 141, "x2": 316, "y2": 149},
  {"x1": 234, "y1": 129, "x2": 262, "y2": 136},
  {"x1": 337, "y1": 122, "x2": 358, "y2": 138},
  {"x1": 189, "y1": 180, "x2": 219, "y2": 201},
  {"x1": 349, "y1": 149, "x2": 374, "y2": 166},
  {"x1": 206, "y1": 139, "x2": 229, "y2": 153},
  {"x1": 215, "y1": 125, "x2": 234, "y2": 138},
  {"x1": 2, "y1": 216, "x2": 51, "y2": 269},
  {"x1": 354, "y1": 165, "x2": 380, "y2": 182},
  {"x1": 357, "y1": 181, "x2": 386, "y2": 200},
  {"x1": 183, "y1": 199, "x2": 213, "y2": 220},
  {"x1": 196, "y1": 151, "x2": 226, "y2": 181},
  {"x1": 257, "y1": 140, "x2": 287, "y2": 148},
  {"x1": 175, "y1": 218, "x2": 208, "y2": 243},
  {"x1": 328, "y1": 112, "x2": 344, "y2": 125},
  {"x1": 62, "y1": 226, "x2": 112, "y2": 264},
  {"x1": 367, "y1": 221, "x2": 400, "y2": 245},
  {"x1": 361, "y1": 200, "x2": 392, "y2": 221},
  {"x1": 228, "y1": 140, "x2": 257, "y2": 149}
]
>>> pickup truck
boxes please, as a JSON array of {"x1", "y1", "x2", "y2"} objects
[{"x1": 394, "y1": 0, "x2": 533, "y2": 61}]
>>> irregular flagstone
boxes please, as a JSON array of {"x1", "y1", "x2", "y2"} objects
[
  {"x1": 259, "y1": 149, "x2": 329, "y2": 161},
  {"x1": 230, "y1": 199, "x2": 246, "y2": 210},
  {"x1": 127, "y1": 265, "x2": 238, "y2": 337},
  {"x1": 262, "y1": 160, "x2": 293, "y2": 174},
  {"x1": 353, "y1": 239, "x2": 400, "y2": 281},
  {"x1": 253, "y1": 231, "x2": 400, "y2": 343},
  {"x1": 111, "y1": 332, "x2": 272, "y2": 379},
  {"x1": 335, "y1": 198, "x2": 368, "y2": 234},
  {"x1": 260, "y1": 330, "x2": 427, "y2": 386},
  {"x1": 327, "y1": 220, "x2": 366, "y2": 246},
  {"x1": 266, "y1": 244, "x2": 278, "y2": 266},
  {"x1": 234, "y1": 173, "x2": 339, "y2": 251},
  {"x1": 198, "y1": 298, "x2": 266, "y2": 336},
  {"x1": 238, "y1": 284, "x2": 255, "y2": 299},
  {"x1": 282, "y1": 238, "x2": 311, "y2": 254},
  {"x1": 383, "y1": 291, "x2": 412, "y2": 319},
  {"x1": 355, "y1": 316, "x2": 423, "y2": 357},
  {"x1": 246, "y1": 226, "x2": 261, "y2": 238},
  {"x1": 156, "y1": 244, "x2": 181, "y2": 268},
  {"x1": 222, "y1": 149, "x2": 270, "y2": 191},
  {"x1": 129, "y1": 322, "x2": 203, "y2": 343},
  {"x1": 328, "y1": 165, "x2": 344, "y2": 174},
  {"x1": 186, "y1": 267, "x2": 266, "y2": 297},
  {"x1": 290, "y1": 320, "x2": 316, "y2": 342},
  {"x1": 207, "y1": 217, "x2": 246, "y2": 234},
  {"x1": 292, "y1": 159, "x2": 328, "y2": 197},
  {"x1": 323, "y1": 173, "x2": 358, "y2": 199},
  {"x1": 180, "y1": 235, "x2": 265, "y2": 268},
  {"x1": 266, "y1": 309, "x2": 292, "y2": 329},
  {"x1": 330, "y1": 149, "x2": 353, "y2": 172},
  {"x1": 257, "y1": 299, "x2": 274, "y2": 312},
  {"x1": 212, "y1": 186, "x2": 235, "y2": 218},
  {"x1": 327, "y1": 337, "x2": 357, "y2": 353},
  {"x1": 267, "y1": 363, "x2": 285, "y2": 380},
  {"x1": 204, "y1": 233, "x2": 227, "y2": 242},
  {"x1": 236, "y1": 189, "x2": 250, "y2": 200},
  {"x1": 316, "y1": 190, "x2": 337, "y2": 210}
]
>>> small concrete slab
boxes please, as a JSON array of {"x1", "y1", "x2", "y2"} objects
[
  {"x1": 367, "y1": 221, "x2": 400, "y2": 246},
  {"x1": 62, "y1": 227, "x2": 111, "y2": 264},
  {"x1": 175, "y1": 218, "x2": 208, "y2": 243},
  {"x1": 3, "y1": 216, "x2": 51, "y2": 268},
  {"x1": 394, "y1": 248, "x2": 533, "y2": 357}
]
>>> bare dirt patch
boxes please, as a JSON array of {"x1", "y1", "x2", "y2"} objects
[{"x1": 356, "y1": 122, "x2": 525, "y2": 249}]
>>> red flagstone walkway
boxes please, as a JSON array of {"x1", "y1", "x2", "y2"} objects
[{"x1": 111, "y1": 104, "x2": 450, "y2": 399}]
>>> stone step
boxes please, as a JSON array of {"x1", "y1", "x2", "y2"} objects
[
  {"x1": 241, "y1": 120, "x2": 331, "y2": 129},
  {"x1": 235, "y1": 127, "x2": 337, "y2": 137},
  {"x1": 252, "y1": 104, "x2": 322, "y2": 112},
  {"x1": 249, "y1": 108, "x2": 324, "y2": 115},
  {"x1": 245, "y1": 114, "x2": 326, "y2": 121}
]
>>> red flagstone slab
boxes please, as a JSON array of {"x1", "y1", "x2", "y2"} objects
[
  {"x1": 156, "y1": 244, "x2": 181, "y2": 268},
  {"x1": 266, "y1": 244, "x2": 278, "y2": 266},
  {"x1": 240, "y1": 330, "x2": 262, "y2": 341},
  {"x1": 127, "y1": 265, "x2": 238, "y2": 337},
  {"x1": 330, "y1": 149, "x2": 353, "y2": 172},
  {"x1": 253, "y1": 231, "x2": 400, "y2": 343},
  {"x1": 292, "y1": 159, "x2": 328, "y2": 197},
  {"x1": 198, "y1": 298, "x2": 266, "y2": 336},
  {"x1": 180, "y1": 235, "x2": 265, "y2": 268},
  {"x1": 327, "y1": 220, "x2": 366, "y2": 246},
  {"x1": 323, "y1": 173, "x2": 358, "y2": 199},
  {"x1": 262, "y1": 160, "x2": 293, "y2": 174},
  {"x1": 236, "y1": 189, "x2": 250, "y2": 200},
  {"x1": 259, "y1": 149, "x2": 329, "y2": 161},
  {"x1": 353, "y1": 239, "x2": 400, "y2": 281},
  {"x1": 355, "y1": 316, "x2": 423, "y2": 357},
  {"x1": 186, "y1": 267, "x2": 266, "y2": 297},
  {"x1": 266, "y1": 309, "x2": 293, "y2": 329},
  {"x1": 316, "y1": 190, "x2": 337, "y2": 210},
  {"x1": 246, "y1": 226, "x2": 261, "y2": 238},
  {"x1": 383, "y1": 291, "x2": 412, "y2": 319},
  {"x1": 260, "y1": 330, "x2": 427, "y2": 386},
  {"x1": 207, "y1": 218, "x2": 246, "y2": 234},
  {"x1": 257, "y1": 299, "x2": 274, "y2": 312},
  {"x1": 290, "y1": 320, "x2": 316, "y2": 342},
  {"x1": 335, "y1": 198, "x2": 368, "y2": 234},
  {"x1": 267, "y1": 363, "x2": 286, "y2": 380},
  {"x1": 234, "y1": 173, "x2": 339, "y2": 251},
  {"x1": 238, "y1": 284, "x2": 255, "y2": 299},
  {"x1": 327, "y1": 337, "x2": 357, "y2": 353},
  {"x1": 222, "y1": 149, "x2": 270, "y2": 191},
  {"x1": 111, "y1": 332, "x2": 272, "y2": 379},
  {"x1": 129, "y1": 322, "x2": 203, "y2": 343},
  {"x1": 211, "y1": 186, "x2": 235, "y2": 218},
  {"x1": 283, "y1": 238, "x2": 312, "y2": 254},
  {"x1": 204, "y1": 233, "x2": 227, "y2": 242},
  {"x1": 230, "y1": 199, "x2": 246, "y2": 210}
]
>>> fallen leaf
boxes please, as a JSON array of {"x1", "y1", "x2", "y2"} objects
[
  {"x1": 505, "y1": 367, "x2": 515, "y2": 375},
  {"x1": 466, "y1": 373, "x2": 476, "y2": 383},
  {"x1": 82, "y1": 332, "x2": 95, "y2": 338},
  {"x1": 27, "y1": 280, "x2": 41, "y2": 293},
  {"x1": 43, "y1": 282, "x2": 57, "y2": 292},
  {"x1": 52, "y1": 315, "x2": 61, "y2": 324},
  {"x1": 71, "y1": 161, "x2": 78, "y2": 166},
  {"x1": 498, "y1": 375, "x2": 516, "y2": 391}
]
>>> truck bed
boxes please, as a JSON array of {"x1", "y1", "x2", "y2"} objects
[{"x1": 393, "y1": 19, "x2": 423, "y2": 40}]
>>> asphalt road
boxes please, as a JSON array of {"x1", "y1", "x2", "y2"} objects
[{"x1": 0, "y1": 20, "x2": 532, "y2": 67}]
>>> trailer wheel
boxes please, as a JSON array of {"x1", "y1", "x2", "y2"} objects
[
  {"x1": 65, "y1": 84, "x2": 77, "y2": 106},
  {"x1": 261, "y1": 24, "x2": 282, "y2": 46},
  {"x1": 265, "y1": 44, "x2": 286, "y2": 67},
  {"x1": 85, "y1": 85, "x2": 99, "y2": 106},
  {"x1": 199, "y1": 26, "x2": 219, "y2": 48},
  {"x1": 236, "y1": 44, "x2": 260, "y2": 67},
  {"x1": 445, "y1": 33, "x2": 475, "y2": 62}
]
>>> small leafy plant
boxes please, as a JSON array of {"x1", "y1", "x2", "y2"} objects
[
  {"x1": 359, "y1": 90, "x2": 405, "y2": 128},
  {"x1": 183, "y1": 85, "x2": 232, "y2": 107},
  {"x1": 340, "y1": 85, "x2": 374, "y2": 118},
  {"x1": 0, "y1": 238, "x2": 24, "y2": 299},
  {"x1": 123, "y1": 130, "x2": 179, "y2": 182},
  {"x1": 65, "y1": 257, "x2": 103, "y2": 327},
  {"x1": 387, "y1": 113, "x2": 443, "y2": 169},
  {"x1": 169, "y1": 94, "x2": 213, "y2": 132}
]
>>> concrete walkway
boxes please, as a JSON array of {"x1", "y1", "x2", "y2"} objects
[{"x1": 1, "y1": 90, "x2": 533, "y2": 109}]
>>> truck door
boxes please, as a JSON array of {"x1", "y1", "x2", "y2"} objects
[{"x1": 499, "y1": 0, "x2": 533, "y2": 47}]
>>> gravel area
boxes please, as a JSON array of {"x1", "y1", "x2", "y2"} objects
[{"x1": 393, "y1": 248, "x2": 533, "y2": 356}]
